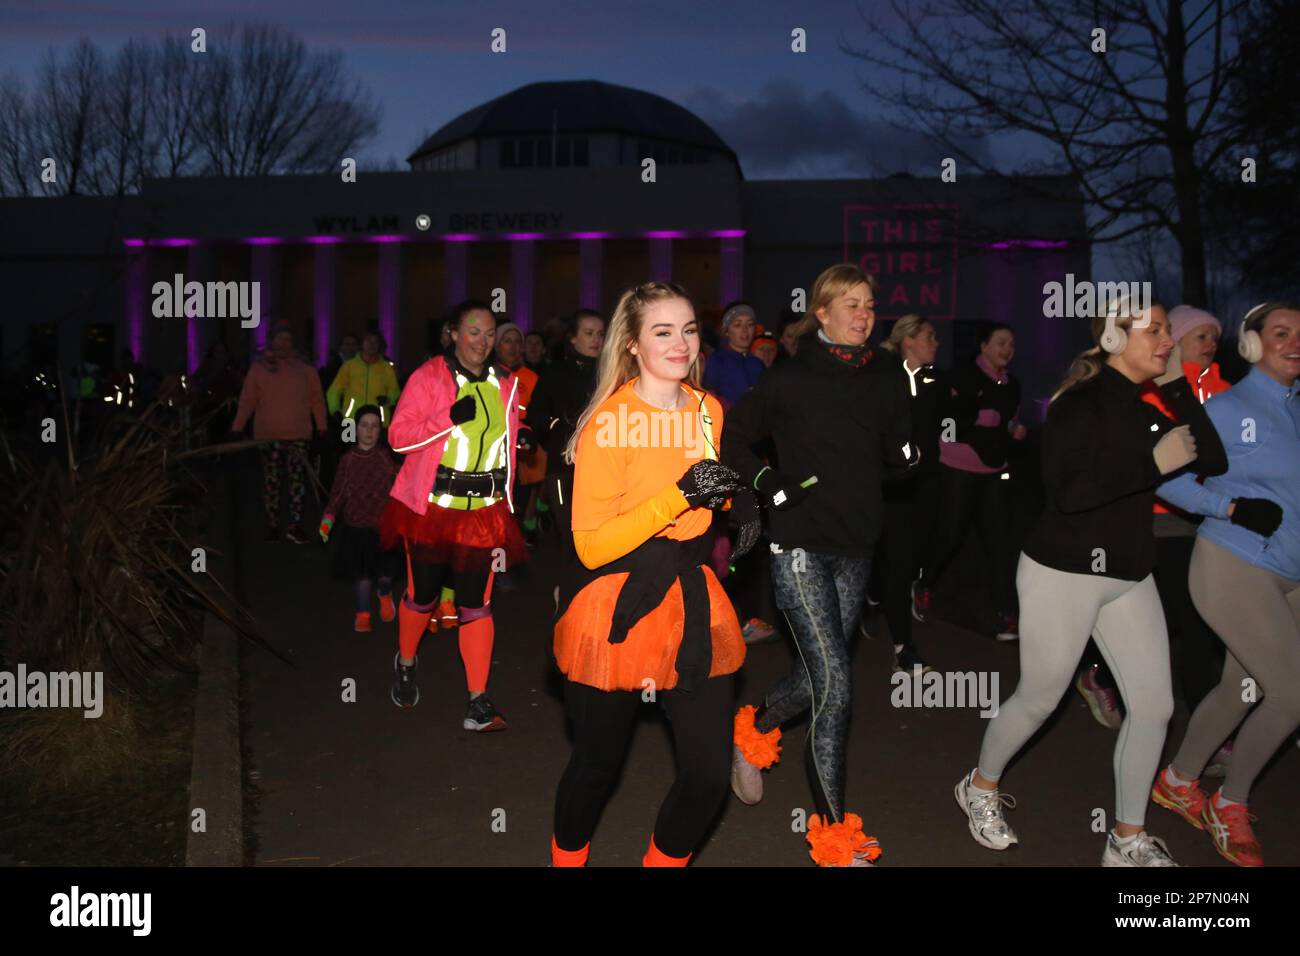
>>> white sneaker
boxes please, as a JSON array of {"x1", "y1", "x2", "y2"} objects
[
  {"x1": 1101, "y1": 830, "x2": 1179, "y2": 867},
  {"x1": 955, "y1": 769, "x2": 1018, "y2": 850},
  {"x1": 730, "y1": 745, "x2": 763, "y2": 805}
]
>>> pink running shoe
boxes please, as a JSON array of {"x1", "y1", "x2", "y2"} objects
[{"x1": 1075, "y1": 665, "x2": 1123, "y2": 730}]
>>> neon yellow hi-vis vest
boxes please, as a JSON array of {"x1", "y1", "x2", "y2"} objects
[
  {"x1": 432, "y1": 366, "x2": 508, "y2": 511},
  {"x1": 327, "y1": 355, "x2": 401, "y2": 423}
]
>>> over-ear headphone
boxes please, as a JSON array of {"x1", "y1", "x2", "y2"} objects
[
  {"x1": 1100, "y1": 296, "x2": 1129, "y2": 354},
  {"x1": 1237, "y1": 302, "x2": 1274, "y2": 364}
]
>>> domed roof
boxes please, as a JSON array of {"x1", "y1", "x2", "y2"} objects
[{"x1": 407, "y1": 80, "x2": 735, "y2": 164}]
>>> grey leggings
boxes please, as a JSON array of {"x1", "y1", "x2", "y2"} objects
[
  {"x1": 978, "y1": 553, "x2": 1173, "y2": 826},
  {"x1": 1170, "y1": 536, "x2": 1300, "y2": 803}
]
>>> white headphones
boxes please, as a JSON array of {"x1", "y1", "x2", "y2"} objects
[
  {"x1": 1100, "y1": 295, "x2": 1130, "y2": 354},
  {"x1": 1237, "y1": 302, "x2": 1274, "y2": 364}
]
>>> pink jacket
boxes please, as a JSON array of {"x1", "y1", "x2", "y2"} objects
[
  {"x1": 387, "y1": 356, "x2": 522, "y2": 515},
  {"x1": 231, "y1": 351, "x2": 327, "y2": 441}
]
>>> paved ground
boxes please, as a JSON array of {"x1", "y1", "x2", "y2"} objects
[{"x1": 226, "y1": 455, "x2": 1300, "y2": 868}]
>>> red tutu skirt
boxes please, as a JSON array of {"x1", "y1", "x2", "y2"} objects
[{"x1": 379, "y1": 497, "x2": 529, "y2": 574}]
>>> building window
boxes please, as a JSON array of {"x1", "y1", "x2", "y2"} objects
[
  {"x1": 573, "y1": 136, "x2": 588, "y2": 166},
  {"x1": 500, "y1": 139, "x2": 516, "y2": 168},
  {"x1": 518, "y1": 139, "x2": 534, "y2": 167}
]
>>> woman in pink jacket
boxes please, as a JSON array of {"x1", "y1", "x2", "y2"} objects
[
  {"x1": 380, "y1": 300, "x2": 532, "y2": 731},
  {"x1": 231, "y1": 322, "x2": 328, "y2": 544}
]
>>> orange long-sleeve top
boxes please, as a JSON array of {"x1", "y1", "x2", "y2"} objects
[{"x1": 571, "y1": 379, "x2": 724, "y2": 569}]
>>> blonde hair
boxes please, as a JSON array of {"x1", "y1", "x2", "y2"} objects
[
  {"x1": 562, "y1": 281, "x2": 700, "y2": 464},
  {"x1": 880, "y1": 313, "x2": 928, "y2": 353},
  {"x1": 1050, "y1": 296, "x2": 1147, "y2": 403},
  {"x1": 808, "y1": 264, "x2": 878, "y2": 325}
]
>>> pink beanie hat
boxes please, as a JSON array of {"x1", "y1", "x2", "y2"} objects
[{"x1": 1168, "y1": 305, "x2": 1221, "y2": 343}]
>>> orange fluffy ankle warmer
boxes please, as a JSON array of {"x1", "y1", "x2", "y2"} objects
[
  {"x1": 642, "y1": 836, "x2": 690, "y2": 867},
  {"x1": 734, "y1": 705, "x2": 781, "y2": 769},
  {"x1": 806, "y1": 813, "x2": 882, "y2": 867},
  {"x1": 551, "y1": 836, "x2": 590, "y2": 867}
]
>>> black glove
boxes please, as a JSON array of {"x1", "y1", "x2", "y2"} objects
[
  {"x1": 1230, "y1": 497, "x2": 1283, "y2": 537},
  {"x1": 516, "y1": 424, "x2": 536, "y2": 453},
  {"x1": 727, "y1": 488, "x2": 762, "y2": 564},
  {"x1": 677, "y1": 459, "x2": 743, "y2": 510},
  {"x1": 449, "y1": 395, "x2": 477, "y2": 426},
  {"x1": 755, "y1": 467, "x2": 813, "y2": 511},
  {"x1": 376, "y1": 393, "x2": 390, "y2": 407}
]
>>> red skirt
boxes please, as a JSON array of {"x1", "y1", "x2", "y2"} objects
[{"x1": 379, "y1": 497, "x2": 529, "y2": 574}]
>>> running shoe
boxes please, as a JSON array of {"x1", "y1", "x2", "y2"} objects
[
  {"x1": 742, "y1": 618, "x2": 777, "y2": 645},
  {"x1": 283, "y1": 524, "x2": 310, "y2": 545},
  {"x1": 850, "y1": 837, "x2": 882, "y2": 867},
  {"x1": 730, "y1": 745, "x2": 764, "y2": 805},
  {"x1": 1205, "y1": 740, "x2": 1233, "y2": 777},
  {"x1": 892, "y1": 646, "x2": 933, "y2": 675},
  {"x1": 391, "y1": 653, "x2": 419, "y2": 708},
  {"x1": 439, "y1": 599, "x2": 459, "y2": 630},
  {"x1": 353, "y1": 611, "x2": 372, "y2": 633},
  {"x1": 994, "y1": 612, "x2": 1019, "y2": 642},
  {"x1": 1202, "y1": 797, "x2": 1263, "y2": 867},
  {"x1": 378, "y1": 592, "x2": 396, "y2": 623},
  {"x1": 1075, "y1": 664, "x2": 1123, "y2": 730},
  {"x1": 910, "y1": 580, "x2": 931, "y2": 623},
  {"x1": 954, "y1": 769, "x2": 1018, "y2": 850},
  {"x1": 464, "y1": 694, "x2": 508, "y2": 732},
  {"x1": 1150, "y1": 767, "x2": 1208, "y2": 830},
  {"x1": 1101, "y1": 831, "x2": 1179, "y2": 867}
]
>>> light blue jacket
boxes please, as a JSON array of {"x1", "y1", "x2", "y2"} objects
[{"x1": 1158, "y1": 368, "x2": 1300, "y2": 580}]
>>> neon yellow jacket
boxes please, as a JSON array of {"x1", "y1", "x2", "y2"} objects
[{"x1": 327, "y1": 355, "x2": 401, "y2": 421}]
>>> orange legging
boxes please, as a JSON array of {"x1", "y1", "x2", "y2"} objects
[{"x1": 398, "y1": 542, "x2": 495, "y2": 693}]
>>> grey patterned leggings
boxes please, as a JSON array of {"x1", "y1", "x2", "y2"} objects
[{"x1": 754, "y1": 547, "x2": 870, "y2": 823}]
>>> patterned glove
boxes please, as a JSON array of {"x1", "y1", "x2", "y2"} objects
[{"x1": 677, "y1": 459, "x2": 743, "y2": 510}]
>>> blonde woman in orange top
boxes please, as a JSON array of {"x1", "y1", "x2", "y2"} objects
[{"x1": 549, "y1": 282, "x2": 758, "y2": 868}]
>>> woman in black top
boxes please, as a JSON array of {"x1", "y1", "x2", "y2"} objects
[
  {"x1": 953, "y1": 300, "x2": 1227, "y2": 867},
  {"x1": 723, "y1": 265, "x2": 915, "y2": 866},
  {"x1": 871, "y1": 315, "x2": 946, "y2": 674}
]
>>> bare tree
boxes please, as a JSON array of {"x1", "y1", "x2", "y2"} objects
[
  {"x1": 849, "y1": 0, "x2": 1252, "y2": 304},
  {"x1": 0, "y1": 73, "x2": 38, "y2": 197},
  {"x1": 195, "y1": 23, "x2": 380, "y2": 176},
  {"x1": 154, "y1": 35, "x2": 207, "y2": 178},
  {"x1": 99, "y1": 39, "x2": 158, "y2": 196},
  {"x1": 31, "y1": 39, "x2": 107, "y2": 196}
]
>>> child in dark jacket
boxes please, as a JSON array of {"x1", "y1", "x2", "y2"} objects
[{"x1": 320, "y1": 405, "x2": 401, "y2": 631}]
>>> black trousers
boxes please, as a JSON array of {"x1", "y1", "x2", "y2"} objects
[
  {"x1": 406, "y1": 553, "x2": 491, "y2": 610},
  {"x1": 874, "y1": 472, "x2": 941, "y2": 653},
  {"x1": 553, "y1": 675, "x2": 733, "y2": 859},
  {"x1": 923, "y1": 466, "x2": 1018, "y2": 613},
  {"x1": 1154, "y1": 533, "x2": 1226, "y2": 710}
]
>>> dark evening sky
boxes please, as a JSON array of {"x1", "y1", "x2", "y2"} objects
[{"x1": 0, "y1": 0, "x2": 1021, "y2": 177}]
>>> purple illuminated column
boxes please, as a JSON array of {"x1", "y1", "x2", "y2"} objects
[
  {"x1": 648, "y1": 237, "x2": 672, "y2": 282},
  {"x1": 185, "y1": 242, "x2": 213, "y2": 373},
  {"x1": 377, "y1": 241, "x2": 402, "y2": 364},
  {"x1": 126, "y1": 246, "x2": 149, "y2": 364},
  {"x1": 719, "y1": 234, "x2": 743, "y2": 305},
  {"x1": 249, "y1": 243, "x2": 280, "y2": 351},
  {"x1": 510, "y1": 238, "x2": 535, "y2": 331},
  {"x1": 444, "y1": 240, "x2": 468, "y2": 306},
  {"x1": 313, "y1": 241, "x2": 338, "y2": 365},
  {"x1": 579, "y1": 238, "x2": 603, "y2": 310}
]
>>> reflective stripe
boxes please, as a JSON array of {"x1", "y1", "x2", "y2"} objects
[
  {"x1": 392, "y1": 423, "x2": 455, "y2": 453},
  {"x1": 345, "y1": 397, "x2": 356, "y2": 418}
]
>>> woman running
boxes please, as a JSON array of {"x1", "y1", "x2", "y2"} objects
[
  {"x1": 1151, "y1": 302, "x2": 1300, "y2": 867},
  {"x1": 549, "y1": 282, "x2": 752, "y2": 867},
  {"x1": 873, "y1": 314, "x2": 945, "y2": 674},
  {"x1": 955, "y1": 299, "x2": 1227, "y2": 866},
  {"x1": 915, "y1": 321, "x2": 1025, "y2": 639},
  {"x1": 724, "y1": 264, "x2": 915, "y2": 866},
  {"x1": 380, "y1": 300, "x2": 531, "y2": 730}
]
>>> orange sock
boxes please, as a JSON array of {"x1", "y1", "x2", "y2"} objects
[
  {"x1": 642, "y1": 835, "x2": 690, "y2": 867},
  {"x1": 397, "y1": 601, "x2": 433, "y2": 661},
  {"x1": 551, "y1": 836, "x2": 590, "y2": 867},
  {"x1": 458, "y1": 615, "x2": 494, "y2": 693}
]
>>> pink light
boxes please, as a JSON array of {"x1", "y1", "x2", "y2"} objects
[
  {"x1": 368, "y1": 235, "x2": 405, "y2": 243},
  {"x1": 644, "y1": 230, "x2": 686, "y2": 239},
  {"x1": 123, "y1": 238, "x2": 145, "y2": 248},
  {"x1": 709, "y1": 229, "x2": 747, "y2": 238},
  {"x1": 440, "y1": 233, "x2": 478, "y2": 242},
  {"x1": 305, "y1": 235, "x2": 345, "y2": 244},
  {"x1": 505, "y1": 232, "x2": 543, "y2": 241},
  {"x1": 570, "y1": 231, "x2": 610, "y2": 240},
  {"x1": 245, "y1": 237, "x2": 284, "y2": 245},
  {"x1": 151, "y1": 238, "x2": 197, "y2": 247},
  {"x1": 981, "y1": 239, "x2": 1070, "y2": 249}
]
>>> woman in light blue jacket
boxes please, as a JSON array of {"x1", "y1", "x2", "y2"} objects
[{"x1": 1150, "y1": 302, "x2": 1300, "y2": 868}]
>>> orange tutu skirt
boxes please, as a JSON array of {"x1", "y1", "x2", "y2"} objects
[
  {"x1": 553, "y1": 566, "x2": 744, "y2": 692},
  {"x1": 379, "y1": 497, "x2": 528, "y2": 573}
]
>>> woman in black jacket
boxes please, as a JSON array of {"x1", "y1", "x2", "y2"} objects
[
  {"x1": 723, "y1": 265, "x2": 915, "y2": 866},
  {"x1": 953, "y1": 300, "x2": 1228, "y2": 867}
]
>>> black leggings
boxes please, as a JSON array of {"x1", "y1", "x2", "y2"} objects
[
  {"x1": 553, "y1": 675, "x2": 734, "y2": 859},
  {"x1": 876, "y1": 472, "x2": 940, "y2": 653},
  {"x1": 924, "y1": 467, "x2": 1017, "y2": 613},
  {"x1": 405, "y1": 555, "x2": 491, "y2": 610},
  {"x1": 1153, "y1": 533, "x2": 1225, "y2": 710}
]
